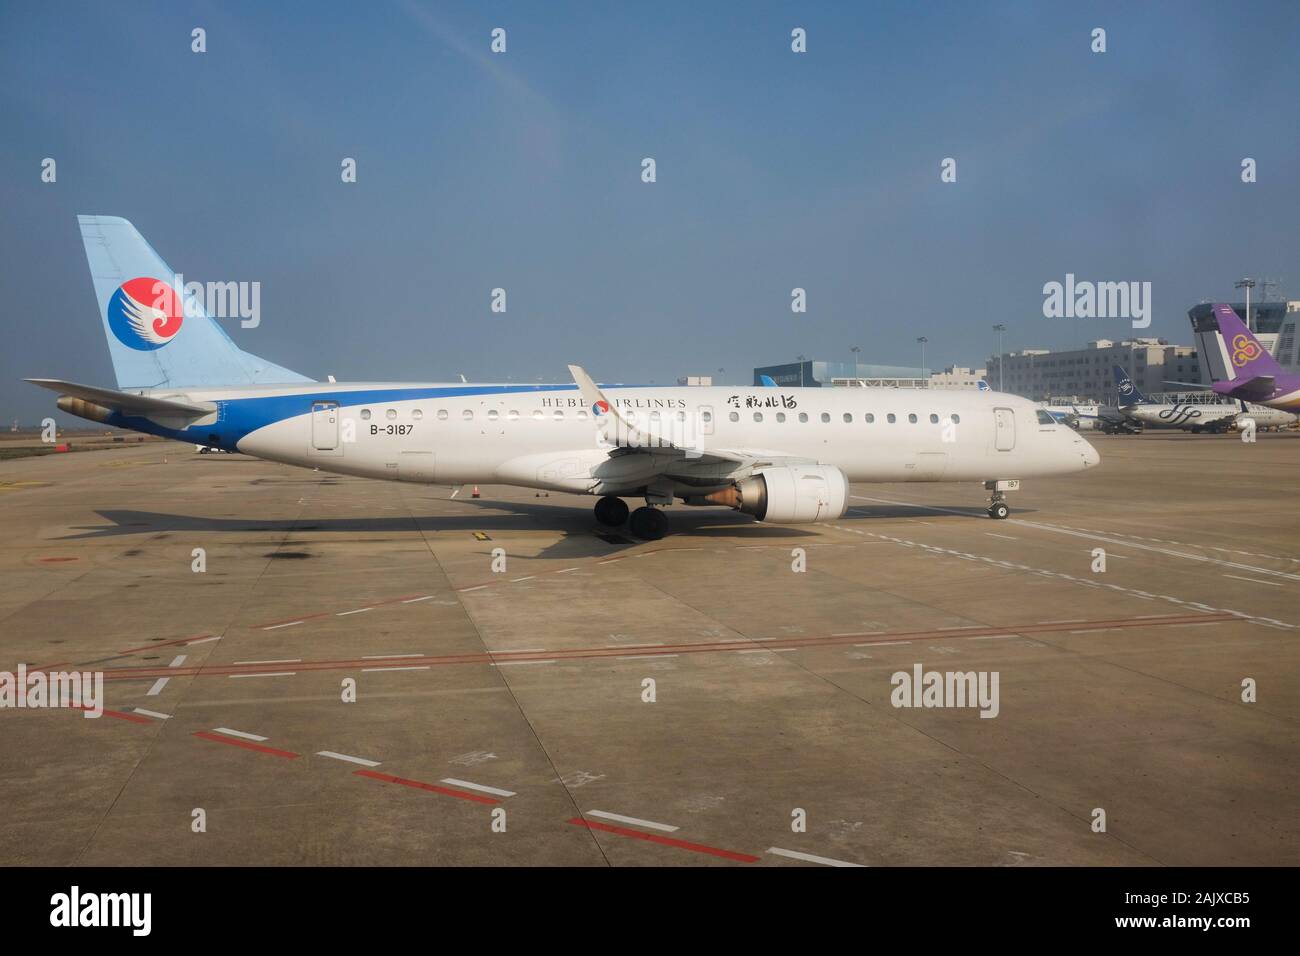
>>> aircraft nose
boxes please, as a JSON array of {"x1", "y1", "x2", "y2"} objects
[{"x1": 1079, "y1": 437, "x2": 1101, "y2": 469}]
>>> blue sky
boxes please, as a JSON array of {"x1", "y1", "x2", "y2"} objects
[{"x1": 2, "y1": 0, "x2": 1298, "y2": 420}]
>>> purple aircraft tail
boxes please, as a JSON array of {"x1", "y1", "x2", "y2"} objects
[{"x1": 1192, "y1": 303, "x2": 1283, "y2": 399}]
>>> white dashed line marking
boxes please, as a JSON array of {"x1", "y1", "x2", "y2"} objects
[
  {"x1": 441, "y1": 778, "x2": 517, "y2": 797},
  {"x1": 132, "y1": 708, "x2": 170, "y2": 720},
  {"x1": 767, "y1": 846, "x2": 865, "y2": 867},
  {"x1": 587, "y1": 810, "x2": 679, "y2": 832},
  {"x1": 1223, "y1": 574, "x2": 1284, "y2": 588},
  {"x1": 213, "y1": 728, "x2": 267, "y2": 741},
  {"x1": 316, "y1": 751, "x2": 381, "y2": 767}
]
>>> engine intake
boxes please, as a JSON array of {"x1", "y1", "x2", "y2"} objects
[{"x1": 698, "y1": 465, "x2": 849, "y2": 523}]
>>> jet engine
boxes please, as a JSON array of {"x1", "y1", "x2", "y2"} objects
[{"x1": 695, "y1": 465, "x2": 849, "y2": 523}]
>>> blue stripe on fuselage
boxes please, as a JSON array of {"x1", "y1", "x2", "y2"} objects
[{"x1": 106, "y1": 383, "x2": 617, "y2": 449}]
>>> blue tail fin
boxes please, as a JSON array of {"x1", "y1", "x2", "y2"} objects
[
  {"x1": 1112, "y1": 364, "x2": 1146, "y2": 406},
  {"x1": 78, "y1": 215, "x2": 312, "y2": 389}
]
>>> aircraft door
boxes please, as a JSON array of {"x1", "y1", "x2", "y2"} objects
[
  {"x1": 993, "y1": 407, "x2": 1016, "y2": 451},
  {"x1": 311, "y1": 401, "x2": 340, "y2": 452}
]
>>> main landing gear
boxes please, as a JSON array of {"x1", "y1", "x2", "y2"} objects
[
  {"x1": 593, "y1": 495, "x2": 667, "y2": 540},
  {"x1": 984, "y1": 479, "x2": 1019, "y2": 520},
  {"x1": 593, "y1": 495, "x2": 629, "y2": 527}
]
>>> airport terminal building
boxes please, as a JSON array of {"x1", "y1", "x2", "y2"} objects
[
  {"x1": 753, "y1": 360, "x2": 930, "y2": 388},
  {"x1": 987, "y1": 338, "x2": 1201, "y2": 402}
]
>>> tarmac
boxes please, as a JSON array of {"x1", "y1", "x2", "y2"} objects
[{"x1": 1, "y1": 431, "x2": 1296, "y2": 866}]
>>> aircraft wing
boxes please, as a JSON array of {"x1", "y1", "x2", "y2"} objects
[
  {"x1": 26, "y1": 378, "x2": 214, "y2": 417},
  {"x1": 567, "y1": 365, "x2": 817, "y2": 470}
]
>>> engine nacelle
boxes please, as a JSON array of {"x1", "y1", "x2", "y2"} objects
[{"x1": 698, "y1": 465, "x2": 849, "y2": 523}]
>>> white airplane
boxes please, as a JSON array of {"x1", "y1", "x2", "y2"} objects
[
  {"x1": 1112, "y1": 365, "x2": 1292, "y2": 432},
  {"x1": 28, "y1": 216, "x2": 1100, "y2": 538}
]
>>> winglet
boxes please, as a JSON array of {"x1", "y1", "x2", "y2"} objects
[{"x1": 567, "y1": 364, "x2": 609, "y2": 416}]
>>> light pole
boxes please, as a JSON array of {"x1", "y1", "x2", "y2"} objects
[
  {"x1": 992, "y1": 324, "x2": 1006, "y2": 391},
  {"x1": 850, "y1": 346, "x2": 860, "y2": 385},
  {"x1": 1234, "y1": 278, "x2": 1256, "y2": 331},
  {"x1": 916, "y1": 336, "x2": 928, "y2": 377},
  {"x1": 796, "y1": 354, "x2": 805, "y2": 387}
]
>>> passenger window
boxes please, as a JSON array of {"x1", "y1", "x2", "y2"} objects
[
  {"x1": 412, "y1": 409, "x2": 423, "y2": 420},
  {"x1": 577, "y1": 410, "x2": 588, "y2": 420},
  {"x1": 360, "y1": 409, "x2": 371, "y2": 421},
  {"x1": 507, "y1": 410, "x2": 519, "y2": 420},
  {"x1": 865, "y1": 413, "x2": 875, "y2": 423},
  {"x1": 676, "y1": 411, "x2": 686, "y2": 422},
  {"x1": 729, "y1": 411, "x2": 739, "y2": 422},
  {"x1": 843, "y1": 413, "x2": 853, "y2": 423},
  {"x1": 820, "y1": 412, "x2": 830, "y2": 423},
  {"x1": 952, "y1": 414, "x2": 960, "y2": 424},
  {"x1": 753, "y1": 412, "x2": 763, "y2": 422},
  {"x1": 776, "y1": 412, "x2": 786, "y2": 423},
  {"x1": 387, "y1": 409, "x2": 397, "y2": 420},
  {"x1": 887, "y1": 413, "x2": 896, "y2": 423},
  {"x1": 532, "y1": 410, "x2": 544, "y2": 419},
  {"x1": 908, "y1": 413, "x2": 918, "y2": 423},
  {"x1": 799, "y1": 412, "x2": 808, "y2": 423},
  {"x1": 436, "y1": 409, "x2": 448, "y2": 421},
  {"x1": 552, "y1": 409, "x2": 564, "y2": 420},
  {"x1": 487, "y1": 409, "x2": 499, "y2": 421},
  {"x1": 929, "y1": 413, "x2": 938, "y2": 424},
  {"x1": 702, "y1": 411, "x2": 713, "y2": 423},
  {"x1": 462, "y1": 410, "x2": 473, "y2": 420}
]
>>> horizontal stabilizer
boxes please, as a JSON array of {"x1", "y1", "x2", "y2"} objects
[{"x1": 26, "y1": 378, "x2": 214, "y2": 417}]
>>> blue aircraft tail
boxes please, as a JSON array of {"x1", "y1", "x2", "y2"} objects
[
  {"x1": 78, "y1": 215, "x2": 312, "y2": 389},
  {"x1": 1112, "y1": 364, "x2": 1147, "y2": 407}
]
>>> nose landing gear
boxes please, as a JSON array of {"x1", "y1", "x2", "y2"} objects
[{"x1": 984, "y1": 479, "x2": 1018, "y2": 520}]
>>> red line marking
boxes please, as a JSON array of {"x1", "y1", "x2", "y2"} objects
[
  {"x1": 353, "y1": 769, "x2": 499, "y2": 804},
  {"x1": 568, "y1": 818, "x2": 759, "y2": 863},
  {"x1": 87, "y1": 611, "x2": 1237, "y2": 682},
  {"x1": 114, "y1": 633, "x2": 213, "y2": 656},
  {"x1": 193, "y1": 731, "x2": 299, "y2": 758},
  {"x1": 38, "y1": 557, "x2": 79, "y2": 563},
  {"x1": 76, "y1": 705, "x2": 152, "y2": 723}
]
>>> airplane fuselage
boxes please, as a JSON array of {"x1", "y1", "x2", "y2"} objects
[{"x1": 100, "y1": 383, "x2": 1099, "y2": 498}]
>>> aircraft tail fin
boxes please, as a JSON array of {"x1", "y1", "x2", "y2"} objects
[
  {"x1": 78, "y1": 215, "x2": 313, "y2": 389},
  {"x1": 1191, "y1": 303, "x2": 1284, "y2": 385},
  {"x1": 1111, "y1": 364, "x2": 1146, "y2": 406}
]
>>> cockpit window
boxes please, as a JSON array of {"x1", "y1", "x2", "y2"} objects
[{"x1": 1037, "y1": 410, "x2": 1055, "y2": 425}]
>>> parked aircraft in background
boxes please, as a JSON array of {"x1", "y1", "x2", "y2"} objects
[{"x1": 1180, "y1": 303, "x2": 1300, "y2": 412}]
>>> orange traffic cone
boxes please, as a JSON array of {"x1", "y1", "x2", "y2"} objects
[{"x1": 471, "y1": 485, "x2": 481, "y2": 498}]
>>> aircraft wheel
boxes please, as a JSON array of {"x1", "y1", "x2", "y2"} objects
[
  {"x1": 988, "y1": 502, "x2": 1010, "y2": 520},
  {"x1": 628, "y1": 506, "x2": 668, "y2": 540},
  {"x1": 594, "y1": 495, "x2": 629, "y2": 527}
]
